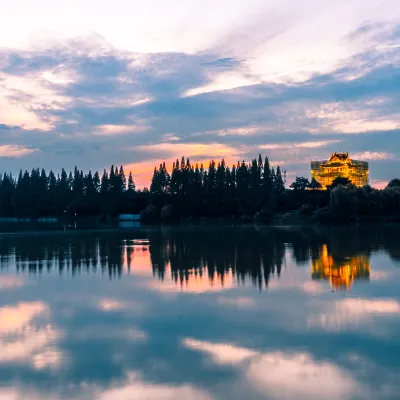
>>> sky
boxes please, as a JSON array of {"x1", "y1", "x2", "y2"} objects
[{"x1": 0, "y1": 0, "x2": 399, "y2": 187}]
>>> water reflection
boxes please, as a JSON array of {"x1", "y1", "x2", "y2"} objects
[
  {"x1": 0, "y1": 226, "x2": 399, "y2": 292},
  {"x1": 0, "y1": 225, "x2": 400, "y2": 399},
  {"x1": 312, "y1": 245, "x2": 370, "y2": 291}
]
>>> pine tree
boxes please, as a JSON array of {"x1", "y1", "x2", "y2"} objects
[
  {"x1": 275, "y1": 166, "x2": 285, "y2": 194},
  {"x1": 85, "y1": 171, "x2": 96, "y2": 197},
  {"x1": 100, "y1": 170, "x2": 109, "y2": 194},
  {"x1": 150, "y1": 167, "x2": 161, "y2": 195},
  {"x1": 68, "y1": 171, "x2": 74, "y2": 191},
  {"x1": 119, "y1": 166, "x2": 126, "y2": 192},
  {"x1": 48, "y1": 171, "x2": 57, "y2": 215},
  {"x1": 93, "y1": 171, "x2": 101, "y2": 192},
  {"x1": 127, "y1": 172, "x2": 135, "y2": 192}
]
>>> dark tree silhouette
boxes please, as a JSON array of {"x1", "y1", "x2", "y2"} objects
[
  {"x1": 309, "y1": 177, "x2": 323, "y2": 191},
  {"x1": 0, "y1": 155, "x2": 399, "y2": 222},
  {"x1": 290, "y1": 177, "x2": 310, "y2": 191},
  {"x1": 328, "y1": 176, "x2": 352, "y2": 190}
]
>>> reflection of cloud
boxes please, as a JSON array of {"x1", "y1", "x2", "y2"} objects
[
  {"x1": 0, "y1": 275, "x2": 24, "y2": 289},
  {"x1": 0, "y1": 387, "x2": 48, "y2": 400},
  {"x1": 97, "y1": 374, "x2": 212, "y2": 400},
  {"x1": 247, "y1": 352, "x2": 360, "y2": 400},
  {"x1": 0, "y1": 302, "x2": 46, "y2": 333},
  {"x1": 184, "y1": 338, "x2": 258, "y2": 364},
  {"x1": 183, "y1": 338, "x2": 360, "y2": 399},
  {"x1": 75, "y1": 327, "x2": 146, "y2": 341},
  {"x1": 0, "y1": 325, "x2": 60, "y2": 365},
  {"x1": 301, "y1": 281, "x2": 325, "y2": 294},
  {"x1": 0, "y1": 302, "x2": 63, "y2": 369},
  {"x1": 369, "y1": 270, "x2": 389, "y2": 280},
  {"x1": 98, "y1": 299, "x2": 127, "y2": 311},
  {"x1": 97, "y1": 298, "x2": 144, "y2": 315},
  {"x1": 147, "y1": 278, "x2": 235, "y2": 294},
  {"x1": 308, "y1": 298, "x2": 400, "y2": 332},
  {"x1": 215, "y1": 296, "x2": 256, "y2": 309},
  {"x1": 338, "y1": 298, "x2": 400, "y2": 315}
]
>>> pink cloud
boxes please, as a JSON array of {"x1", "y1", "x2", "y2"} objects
[{"x1": 0, "y1": 145, "x2": 38, "y2": 158}]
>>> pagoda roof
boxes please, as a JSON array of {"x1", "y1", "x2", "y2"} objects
[{"x1": 328, "y1": 152, "x2": 351, "y2": 163}]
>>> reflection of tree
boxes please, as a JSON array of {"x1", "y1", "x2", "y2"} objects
[
  {"x1": 312, "y1": 244, "x2": 370, "y2": 291},
  {"x1": 0, "y1": 225, "x2": 399, "y2": 290},
  {"x1": 0, "y1": 228, "x2": 288, "y2": 290},
  {"x1": 148, "y1": 227, "x2": 286, "y2": 290},
  {"x1": 0, "y1": 233, "x2": 125, "y2": 279}
]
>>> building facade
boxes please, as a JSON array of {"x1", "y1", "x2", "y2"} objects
[{"x1": 311, "y1": 152, "x2": 368, "y2": 188}]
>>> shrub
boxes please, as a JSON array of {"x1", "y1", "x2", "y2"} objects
[{"x1": 140, "y1": 205, "x2": 160, "y2": 222}]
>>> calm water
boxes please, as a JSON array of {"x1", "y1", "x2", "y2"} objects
[{"x1": 0, "y1": 224, "x2": 399, "y2": 400}]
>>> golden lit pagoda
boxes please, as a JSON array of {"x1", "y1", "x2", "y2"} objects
[
  {"x1": 312, "y1": 245, "x2": 370, "y2": 291},
  {"x1": 311, "y1": 152, "x2": 369, "y2": 188}
]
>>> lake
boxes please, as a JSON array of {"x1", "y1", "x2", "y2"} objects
[{"x1": 0, "y1": 224, "x2": 399, "y2": 400}]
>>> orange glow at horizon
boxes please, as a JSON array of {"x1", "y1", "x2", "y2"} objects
[{"x1": 124, "y1": 154, "x2": 249, "y2": 189}]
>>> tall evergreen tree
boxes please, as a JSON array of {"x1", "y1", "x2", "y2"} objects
[
  {"x1": 119, "y1": 166, "x2": 126, "y2": 192},
  {"x1": 48, "y1": 171, "x2": 57, "y2": 215},
  {"x1": 93, "y1": 171, "x2": 101, "y2": 193},
  {"x1": 126, "y1": 171, "x2": 134, "y2": 192},
  {"x1": 275, "y1": 166, "x2": 285, "y2": 195}
]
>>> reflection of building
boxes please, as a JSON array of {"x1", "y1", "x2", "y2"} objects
[
  {"x1": 312, "y1": 245, "x2": 370, "y2": 290},
  {"x1": 311, "y1": 152, "x2": 369, "y2": 188}
]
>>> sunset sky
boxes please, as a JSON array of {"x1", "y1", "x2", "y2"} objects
[{"x1": 0, "y1": 0, "x2": 399, "y2": 187}]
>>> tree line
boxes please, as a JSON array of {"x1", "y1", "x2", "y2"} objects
[
  {"x1": 148, "y1": 155, "x2": 286, "y2": 220},
  {"x1": 0, "y1": 166, "x2": 147, "y2": 218},
  {"x1": 0, "y1": 154, "x2": 399, "y2": 221}
]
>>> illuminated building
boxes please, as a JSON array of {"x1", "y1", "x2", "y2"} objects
[
  {"x1": 311, "y1": 152, "x2": 369, "y2": 188},
  {"x1": 312, "y1": 245, "x2": 370, "y2": 291}
]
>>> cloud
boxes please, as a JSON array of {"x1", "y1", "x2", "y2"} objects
[
  {"x1": 0, "y1": 11, "x2": 398, "y2": 186},
  {"x1": 0, "y1": 145, "x2": 38, "y2": 158},
  {"x1": 183, "y1": 71, "x2": 259, "y2": 97},
  {"x1": 93, "y1": 124, "x2": 150, "y2": 136},
  {"x1": 260, "y1": 140, "x2": 340, "y2": 150},
  {"x1": 136, "y1": 143, "x2": 246, "y2": 162},
  {"x1": 351, "y1": 152, "x2": 394, "y2": 160}
]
